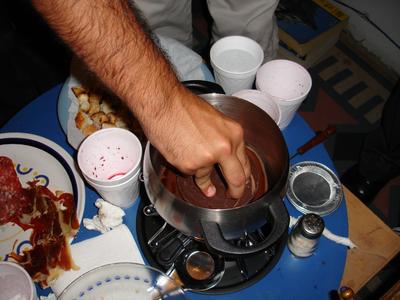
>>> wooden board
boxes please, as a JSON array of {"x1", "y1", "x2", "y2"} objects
[{"x1": 340, "y1": 186, "x2": 400, "y2": 292}]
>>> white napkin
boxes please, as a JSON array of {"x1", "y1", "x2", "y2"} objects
[
  {"x1": 50, "y1": 224, "x2": 144, "y2": 296},
  {"x1": 156, "y1": 34, "x2": 206, "y2": 82},
  {"x1": 83, "y1": 199, "x2": 126, "y2": 233}
]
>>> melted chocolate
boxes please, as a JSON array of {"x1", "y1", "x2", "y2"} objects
[{"x1": 161, "y1": 147, "x2": 268, "y2": 209}]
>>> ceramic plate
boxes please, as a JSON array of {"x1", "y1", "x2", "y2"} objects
[
  {"x1": 58, "y1": 263, "x2": 187, "y2": 300},
  {"x1": 0, "y1": 132, "x2": 85, "y2": 261},
  {"x1": 57, "y1": 66, "x2": 215, "y2": 147},
  {"x1": 58, "y1": 75, "x2": 79, "y2": 136}
]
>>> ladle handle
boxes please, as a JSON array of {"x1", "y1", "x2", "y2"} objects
[
  {"x1": 200, "y1": 197, "x2": 289, "y2": 256},
  {"x1": 297, "y1": 125, "x2": 336, "y2": 155}
]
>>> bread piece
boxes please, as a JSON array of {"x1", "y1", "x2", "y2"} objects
[
  {"x1": 75, "y1": 111, "x2": 93, "y2": 130},
  {"x1": 87, "y1": 93, "x2": 101, "y2": 116},
  {"x1": 82, "y1": 123, "x2": 99, "y2": 136},
  {"x1": 91, "y1": 112, "x2": 109, "y2": 125},
  {"x1": 115, "y1": 118, "x2": 129, "y2": 129},
  {"x1": 102, "y1": 122, "x2": 116, "y2": 129},
  {"x1": 107, "y1": 112, "x2": 117, "y2": 124},
  {"x1": 79, "y1": 99, "x2": 90, "y2": 113},
  {"x1": 71, "y1": 86, "x2": 87, "y2": 97},
  {"x1": 101, "y1": 101, "x2": 115, "y2": 114}
]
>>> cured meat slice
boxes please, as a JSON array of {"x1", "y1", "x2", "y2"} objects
[
  {"x1": 0, "y1": 156, "x2": 31, "y2": 225},
  {"x1": 0, "y1": 156, "x2": 79, "y2": 287},
  {"x1": 10, "y1": 184, "x2": 79, "y2": 287}
]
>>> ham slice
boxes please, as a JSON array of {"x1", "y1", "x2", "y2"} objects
[
  {"x1": 0, "y1": 156, "x2": 79, "y2": 287},
  {"x1": 0, "y1": 156, "x2": 31, "y2": 224}
]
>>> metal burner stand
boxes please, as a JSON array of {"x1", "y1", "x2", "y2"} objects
[{"x1": 136, "y1": 190, "x2": 288, "y2": 294}]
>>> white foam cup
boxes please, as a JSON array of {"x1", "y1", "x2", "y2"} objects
[
  {"x1": 256, "y1": 59, "x2": 312, "y2": 129},
  {"x1": 77, "y1": 128, "x2": 142, "y2": 187},
  {"x1": 0, "y1": 261, "x2": 38, "y2": 300},
  {"x1": 232, "y1": 89, "x2": 281, "y2": 127},
  {"x1": 210, "y1": 36, "x2": 264, "y2": 95},
  {"x1": 85, "y1": 167, "x2": 141, "y2": 208}
]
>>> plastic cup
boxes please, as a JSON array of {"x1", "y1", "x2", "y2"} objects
[
  {"x1": 77, "y1": 128, "x2": 142, "y2": 207},
  {"x1": 85, "y1": 168, "x2": 141, "y2": 208},
  {"x1": 0, "y1": 261, "x2": 38, "y2": 300},
  {"x1": 232, "y1": 89, "x2": 281, "y2": 127},
  {"x1": 210, "y1": 36, "x2": 264, "y2": 95},
  {"x1": 256, "y1": 59, "x2": 312, "y2": 129}
]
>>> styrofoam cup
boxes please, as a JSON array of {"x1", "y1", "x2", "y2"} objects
[
  {"x1": 232, "y1": 89, "x2": 281, "y2": 127},
  {"x1": 0, "y1": 261, "x2": 38, "y2": 300},
  {"x1": 77, "y1": 128, "x2": 142, "y2": 187},
  {"x1": 85, "y1": 168, "x2": 141, "y2": 208},
  {"x1": 210, "y1": 36, "x2": 264, "y2": 95},
  {"x1": 256, "y1": 59, "x2": 312, "y2": 129}
]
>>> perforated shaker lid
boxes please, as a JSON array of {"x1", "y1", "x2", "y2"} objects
[{"x1": 300, "y1": 213, "x2": 325, "y2": 239}]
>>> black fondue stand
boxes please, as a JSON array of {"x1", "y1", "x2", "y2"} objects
[{"x1": 1, "y1": 85, "x2": 348, "y2": 299}]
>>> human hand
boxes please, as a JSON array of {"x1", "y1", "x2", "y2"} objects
[{"x1": 145, "y1": 86, "x2": 251, "y2": 199}]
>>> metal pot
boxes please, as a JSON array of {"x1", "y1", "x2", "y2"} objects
[{"x1": 143, "y1": 93, "x2": 289, "y2": 256}]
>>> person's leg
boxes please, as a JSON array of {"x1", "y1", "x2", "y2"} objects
[
  {"x1": 341, "y1": 79, "x2": 400, "y2": 203},
  {"x1": 358, "y1": 79, "x2": 400, "y2": 181},
  {"x1": 131, "y1": 0, "x2": 193, "y2": 47},
  {"x1": 206, "y1": 0, "x2": 279, "y2": 62}
]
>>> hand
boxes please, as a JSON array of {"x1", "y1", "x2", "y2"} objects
[{"x1": 146, "y1": 86, "x2": 251, "y2": 199}]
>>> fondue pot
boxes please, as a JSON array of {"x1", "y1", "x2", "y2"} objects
[{"x1": 143, "y1": 93, "x2": 289, "y2": 257}]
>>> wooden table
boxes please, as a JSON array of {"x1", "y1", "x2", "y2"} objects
[{"x1": 341, "y1": 186, "x2": 400, "y2": 292}]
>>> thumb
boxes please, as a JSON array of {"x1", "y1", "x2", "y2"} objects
[{"x1": 194, "y1": 166, "x2": 216, "y2": 197}]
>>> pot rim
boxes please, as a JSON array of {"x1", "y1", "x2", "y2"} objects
[{"x1": 143, "y1": 142, "x2": 289, "y2": 212}]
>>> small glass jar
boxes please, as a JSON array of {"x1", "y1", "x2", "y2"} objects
[{"x1": 288, "y1": 213, "x2": 325, "y2": 257}]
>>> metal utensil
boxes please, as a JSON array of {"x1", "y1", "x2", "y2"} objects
[{"x1": 290, "y1": 125, "x2": 336, "y2": 160}]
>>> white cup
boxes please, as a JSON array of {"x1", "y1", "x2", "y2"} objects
[
  {"x1": 77, "y1": 128, "x2": 142, "y2": 207},
  {"x1": 0, "y1": 261, "x2": 38, "y2": 300},
  {"x1": 256, "y1": 59, "x2": 312, "y2": 129},
  {"x1": 210, "y1": 35, "x2": 264, "y2": 95},
  {"x1": 232, "y1": 89, "x2": 281, "y2": 127},
  {"x1": 85, "y1": 168, "x2": 141, "y2": 208}
]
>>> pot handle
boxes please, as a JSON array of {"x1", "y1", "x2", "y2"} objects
[
  {"x1": 182, "y1": 80, "x2": 225, "y2": 95},
  {"x1": 200, "y1": 197, "x2": 289, "y2": 256}
]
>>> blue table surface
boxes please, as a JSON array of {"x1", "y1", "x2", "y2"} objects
[{"x1": 1, "y1": 84, "x2": 348, "y2": 300}]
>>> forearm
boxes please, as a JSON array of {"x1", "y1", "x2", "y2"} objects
[
  {"x1": 32, "y1": 0, "x2": 250, "y2": 199},
  {"x1": 31, "y1": 0, "x2": 183, "y2": 137}
]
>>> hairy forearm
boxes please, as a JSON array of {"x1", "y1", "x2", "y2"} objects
[{"x1": 32, "y1": 0, "x2": 183, "y2": 137}]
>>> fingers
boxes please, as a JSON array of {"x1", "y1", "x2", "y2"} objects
[
  {"x1": 218, "y1": 155, "x2": 247, "y2": 199},
  {"x1": 194, "y1": 166, "x2": 216, "y2": 197},
  {"x1": 237, "y1": 142, "x2": 251, "y2": 181}
]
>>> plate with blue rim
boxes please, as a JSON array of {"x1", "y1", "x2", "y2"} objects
[
  {"x1": 0, "y1": 132, "x2": 85, "y2": 261},
  {"x1": 58, "y1": 262, "x2": 187, "y2": 300}
]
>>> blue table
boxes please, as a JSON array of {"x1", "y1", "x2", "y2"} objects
[{"x1": 1, "y1": 85, "x2": 348, "y2": 299}]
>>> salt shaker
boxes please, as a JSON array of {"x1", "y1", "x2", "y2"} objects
[{"x1": 288, "y1": 213, "x2": 325, "y2": 257}]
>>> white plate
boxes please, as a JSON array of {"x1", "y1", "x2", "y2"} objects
[
  {"x1": 58, "y1": 67, "x2": 216, "y2": 149},
  {"x1": 58, "y1": 75, "x2": 79, "y2": 136},
  {"x1": 0, "y1": 132, "x2": 85, "y2": 261},
  {"x1": 58, "y1": 263, "x2": 187, "y2": 300}
]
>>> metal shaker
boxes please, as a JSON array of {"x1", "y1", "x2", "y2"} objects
[{"x1": 288, "y1": 213, "x2": 325, "y2": 257}]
